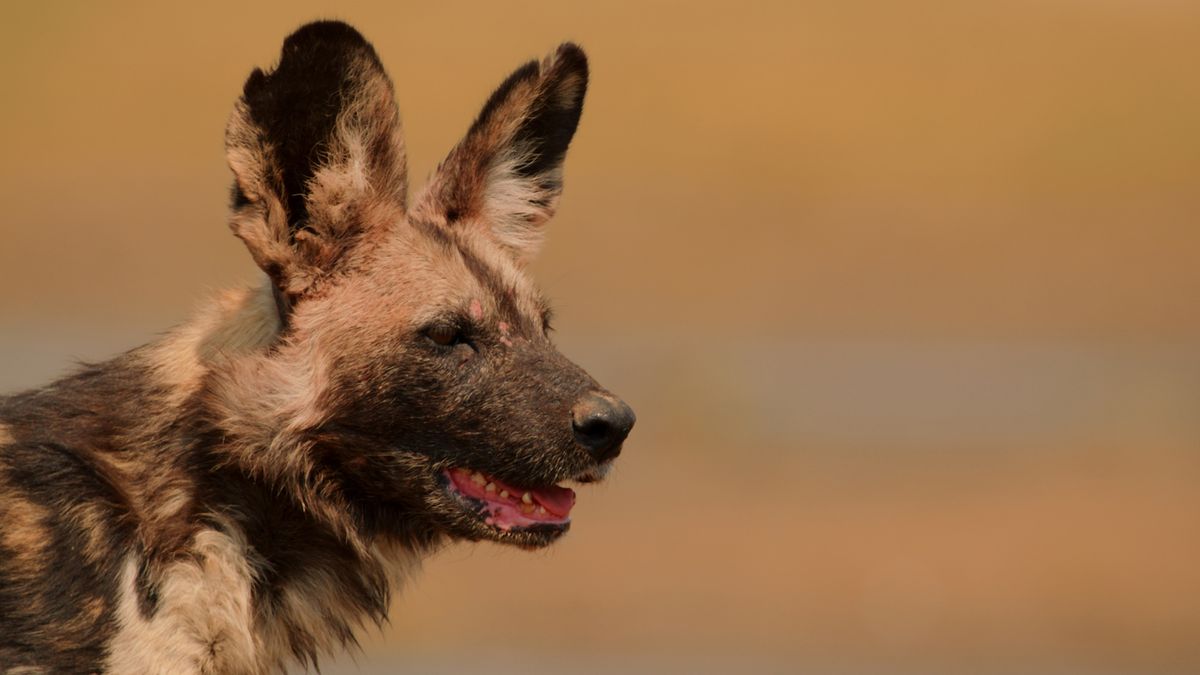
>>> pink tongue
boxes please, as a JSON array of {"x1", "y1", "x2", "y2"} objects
[
  {"x1": 447, "y1": 468, "x2": 576, "y2": 521},
  {"x1": 531, "y1": 484, "x2": 575, "y2": 518}
]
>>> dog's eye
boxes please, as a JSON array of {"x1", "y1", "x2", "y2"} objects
[{"x1": 425, "y1": 324, "x2": 462, "y2": 347}]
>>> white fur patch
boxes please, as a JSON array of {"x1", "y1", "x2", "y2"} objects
[
  {"x1": 105, "y1": 525, "x2": 264, "y2": 674},
  {"x1": 102, "y1": 521, "x2": 421, "y2": 674},
  {"x1": 480, "y1": 153, "x2": 558, "y2": 261}
]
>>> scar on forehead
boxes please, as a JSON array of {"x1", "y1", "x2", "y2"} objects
[{"x1": 469, "y1": 299, "x2": 483, "y2": 321}]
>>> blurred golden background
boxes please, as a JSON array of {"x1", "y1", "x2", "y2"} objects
[{"x1": 2, "y1": 2, "x2": 1198, "y2": 673}]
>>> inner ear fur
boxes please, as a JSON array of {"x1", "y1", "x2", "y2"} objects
[
  {"x1": 412, "y1": 43, "x2": 589, "y2": 264},
  {"x1": 225, "y1": 21, "x2": 408, "y2": 301}
]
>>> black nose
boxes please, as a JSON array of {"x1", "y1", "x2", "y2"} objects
[{"x1": 572, "y1": 393, "x2": 636, "y2": 462}]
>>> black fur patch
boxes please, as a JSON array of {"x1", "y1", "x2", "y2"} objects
[
  {"x1": 241, "y1": 21, "x2": 385, "y2": 234},
  {"x1": 470, "y1": 43, "x2": 588, "y2": 180},
  {"x1": 455, "y1": 238, "x2": 524, "y2": 325},
  {"x1": 515, "y1": 43, "x2": 587, "y2": 179}
]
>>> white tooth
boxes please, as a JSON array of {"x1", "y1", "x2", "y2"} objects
[
  {"x1": 485, "y1": 482, "x2": 496, "y2": 493},
  {"x1": 471, "y1": 472, "x2": 486, "y2": 486},
  {"x1": 537, "y1": 506, "x2": 547, "y2": 515},
  {"x1": 499, "y1": 490, "x2": 509, "y2": 499},
  {"x1": 521, "y1": 492, "x2": 533, "y2": 505},
  {"x1": 522, "y1": 503, "x2": 535, "y2": 514}
]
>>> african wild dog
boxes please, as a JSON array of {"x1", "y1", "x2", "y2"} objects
[{"x1": 0, "y1": 20, "x2": 634, "y2": 673}]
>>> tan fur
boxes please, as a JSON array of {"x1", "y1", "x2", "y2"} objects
[
  {"x1": 205, "y1": 346, "x2": 370, "y2": 557},
  {"x1": 224, "y1": 110, "x2": 304, "y2": 295},
  {"x1": 0, "y1": 496, "x2": 50, "y2": 583},
  {"x1": 67, "y1": 500, "x2": 122, "y2": 566},
  {"x1": 453, "y1": 227, "x2": 547, "y2": 319},
  {"x1": 307, "y1": 57, "x2": 408, "y2": 220},
  {"x1": 147, "y1": 281, "x2": 282, "y2": 409},
  {"x1": 61, "y1": 595, "x2": 107, "y2": 637},
  {"x1": 95, "y1": 283, "x2": 285, "y2": 565}
]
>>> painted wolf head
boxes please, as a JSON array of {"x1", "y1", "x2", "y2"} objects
[
  {"x1": 219, "y1": 21, "x2": 634, "y2": 550},
  {"x1": 0, "y1": 21, "x2": 634, "y2": 671}
]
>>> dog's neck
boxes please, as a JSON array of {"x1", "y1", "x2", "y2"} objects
[{"x1": 89, "y1": 280, "x2": 429, "y2": 670}]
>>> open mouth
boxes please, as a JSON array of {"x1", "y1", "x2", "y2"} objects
[{"x1": 443, "y1": 467, "x2": 576, "y2": 532}]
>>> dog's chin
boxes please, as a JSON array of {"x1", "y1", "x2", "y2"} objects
[
  {"x1": 455, "y1": 517, "x2": 570, "y2": 550},
  {"x1": 429, "y1": 463, "x2": 612, "y2": 549}
]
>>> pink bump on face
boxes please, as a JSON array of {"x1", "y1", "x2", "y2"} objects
[
  {"x1": 469, "y1": 299, "x2": 483, "y2": 321},
  {"x1": 498, "y1": 321, "x2": 510, "y2": 334}
]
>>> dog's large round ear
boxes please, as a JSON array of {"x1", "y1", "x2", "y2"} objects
[
  {"x1": 225, "y1": 21, "x2": 408, "y2": 311},
  {"x1": 411, "y1": 43, "x2": 588, "y2": 265}
]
